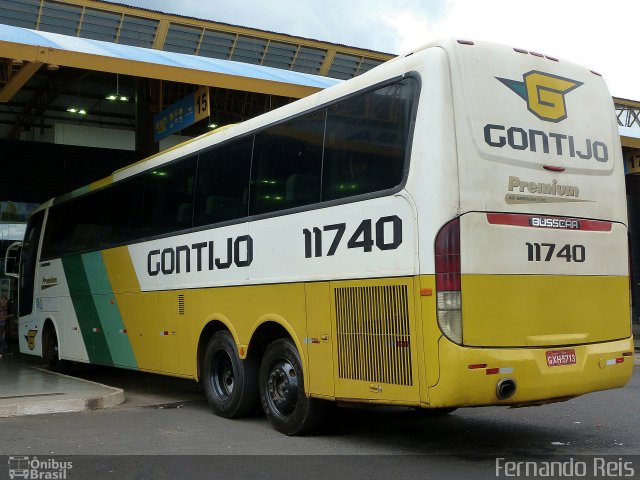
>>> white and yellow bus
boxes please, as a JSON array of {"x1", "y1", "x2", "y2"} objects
[{"x1": 8, "y1": 39, "x2": 634, "y2": 435}]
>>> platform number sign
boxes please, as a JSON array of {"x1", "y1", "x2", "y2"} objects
[{"x1": 194, "y1": 86, "x2": 209, "y2": 123}]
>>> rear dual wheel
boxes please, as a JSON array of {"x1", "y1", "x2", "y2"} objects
[{"x1": 259, "y1": 338, "x2": 329, "y2": 436}]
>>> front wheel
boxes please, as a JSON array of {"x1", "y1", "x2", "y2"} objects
[
  {"x1": 42, "y1": 326, "x2": 69, "y2": 373},
  {"x1": 202, "y1": 331, "x2": 259, "y2": 418},
  {"x1": 259, "y1": 338, "x2": 329, "y2": 436}
]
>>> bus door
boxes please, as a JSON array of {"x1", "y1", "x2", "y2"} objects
[
  {"x1": 17, "y1": 210, "x2": 45, "y2": 352},
  {"x1": 18, "y1": 211, "x2": 45, "y2": 317}
]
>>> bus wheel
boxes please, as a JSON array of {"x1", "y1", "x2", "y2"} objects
[
  {"x1": 202, "y1": 331, "x2": 258, "y2": 418},
  {"x1": 259, "y1": 338, "x2": 328, "y2": 436},
  {"x1": 42, "y1": 326, "x2": 68, "y2": 372}
]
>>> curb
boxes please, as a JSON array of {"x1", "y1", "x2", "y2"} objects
[{"x1": 0, "y1": 367, "x2": 124, "y2": 418}]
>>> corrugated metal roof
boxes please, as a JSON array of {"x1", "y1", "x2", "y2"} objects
[
  {"x1": 0, "y1": 22, "x2": 341, "y2": 90},
  {"x1": 92, "y1": 0, "x2": 393, "y2": 57}
]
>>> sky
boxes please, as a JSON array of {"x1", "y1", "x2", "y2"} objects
[{"x1": 123, "y1": 0, "x2": 639, "y2": 100}]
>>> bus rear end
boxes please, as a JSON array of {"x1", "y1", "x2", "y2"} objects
[{"x1": 429, "y1": 40, "x2": 634, "y2": 407}]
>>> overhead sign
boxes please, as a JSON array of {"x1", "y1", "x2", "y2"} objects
[{"x1": 153, "y1": 86, "x2": 209, "y2": 142}]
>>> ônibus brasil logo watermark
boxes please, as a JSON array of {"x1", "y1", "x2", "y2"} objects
[{"x1": 7, "y1": 456, "x2": 72, "y2": 479}]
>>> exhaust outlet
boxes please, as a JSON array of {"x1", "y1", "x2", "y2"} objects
[{"x1": 496, "y1": 378, "x2": 517, "y2": 400}]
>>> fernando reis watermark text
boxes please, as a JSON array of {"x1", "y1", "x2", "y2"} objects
[{"x1": 496, "y1": 457, "x2": 635, "y2": 478}]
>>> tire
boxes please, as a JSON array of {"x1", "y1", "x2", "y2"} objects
[
  {"x1": 202, "y1": 331, "x2": 259, "y2": 418},
  {"x1": 42, "y1": 326, "x2": 69, "y2": 373},
  {"x1": 259, "y1": 338, "x2": 328, "y2": 436}
]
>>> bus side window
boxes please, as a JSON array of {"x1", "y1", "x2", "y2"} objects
[
  {"x1": 102, "y1": 175, "x2": 145, "y2": 248},
  {"x1": 249, "y1": 110, "x2": 324, "y2": 216},
  {"x1": 194, "y1": 136, "x2": 252, "y2": 226},
  {"x1": 322, "y1": 79, "x2": 416, "y2": 201},
  {"x1": 141, "y1": 156, "x2": 197, "y2": 237},
  {"x1": 66, "y1": 190, "x2": 106, "y2": 253},
  {"x1": 42, "y1": 191, "x2": 105, "y2": 258}
]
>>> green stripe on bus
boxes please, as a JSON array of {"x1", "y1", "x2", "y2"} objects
[
  {"x1": 93, "y1": 252, "x2": 137, "y2": 368},
  {"x1": 62, "y1": 254, "x2": 113, "y2": 365}
]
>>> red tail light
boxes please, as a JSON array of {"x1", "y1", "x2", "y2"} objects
[
  {"x1": 435, "y1": 218, "x2": 460, "y2": 291},
  {"x1": 435, "y1": 217, "x2": 463, "y2": 344}
]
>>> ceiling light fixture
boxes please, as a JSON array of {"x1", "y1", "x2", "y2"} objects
[
  {"x1": 106, "y1": 74, "x2": 129, "y2": 102},
  {"x1": 67, "y1": 107, "x2": 87, "y2": 115}
]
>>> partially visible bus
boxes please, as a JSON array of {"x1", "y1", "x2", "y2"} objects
[{"x1": 9, "y1": 39, "x2": 634, "y2": 435}]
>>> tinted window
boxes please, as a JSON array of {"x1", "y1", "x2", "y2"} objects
[
  {"x1": 322, "y1": 78, "x2": 416, "y2": 201},
  {"x1": 140, "y1": 156, "x2": 197, "y2": 237},
  {"x1": 194, "y1": 137, "x2": 252, "y2": 226},
  {"x1": 42, "y1": 191, "x2": 105, "y2": 258},
  {"x1": 102, "y1": 175, "x2": 145, "y2": 247},
  {"x1": 68, "y1": 191, "x2": 106, "y2": 253},
  {"x1": 250, "y1": 110, "x2": 325, "y2": 215}
]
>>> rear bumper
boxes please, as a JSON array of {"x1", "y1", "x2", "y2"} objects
[{"x1": 427, "y1": 336, "x2": 634, "y2": 407}]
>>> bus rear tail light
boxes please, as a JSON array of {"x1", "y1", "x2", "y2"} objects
[{"x1": 435, "y1": 218, "x2": 463, "y2": 344}]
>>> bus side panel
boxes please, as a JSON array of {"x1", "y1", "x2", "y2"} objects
[
  {"x1": 304, "y1": 281, "x2": 335, "y2": 398},
  {"x1": 102, "y1": 247, "x2": 161, "y2": 372},
  {"x1": 29, "y1": 258, "x2": 89, "y2": 363},
  {"x1": 60, "y1": 252, "x2": 138, "y2": 368},
  {"x1": 189, "y1": 282, "x2": 309, "y2": 382}
]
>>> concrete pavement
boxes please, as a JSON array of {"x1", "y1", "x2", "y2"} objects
[{"x1": 0, "y1": 352, "x2": 123, "y2": 417}]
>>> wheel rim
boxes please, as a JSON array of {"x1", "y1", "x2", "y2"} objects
[
  {"x1": 266, "y1": 358, "x2": 298, "y2": 417},
  {"x1": 211, "y1": 351, "x2": 234, "y2": 400}
]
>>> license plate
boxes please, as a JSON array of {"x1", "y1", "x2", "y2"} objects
[{"x1": 546, "y1": 349, "x2": 576, "y2": 367}]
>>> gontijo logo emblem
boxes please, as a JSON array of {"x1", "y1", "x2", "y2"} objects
[{"x1": 497, "y1": 71, "x2": 582, "y2": 122}]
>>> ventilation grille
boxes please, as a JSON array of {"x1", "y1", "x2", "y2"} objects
[
  {"x1": 178, "y1": 294, "x2": 185, "y2": 315},
  {"x1": 335, "y1": 285, "x2": 412, "y2": 386}
]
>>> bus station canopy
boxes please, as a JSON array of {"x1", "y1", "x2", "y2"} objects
[{"x1": 0, "y1": 23, "x2": 341, "y2": 103}]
